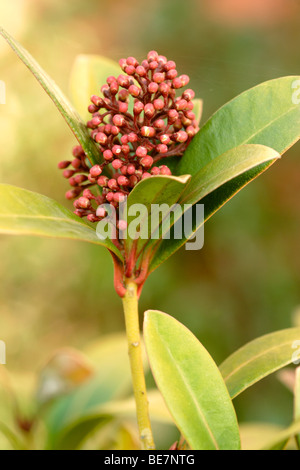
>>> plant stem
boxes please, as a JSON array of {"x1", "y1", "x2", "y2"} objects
[{"x1": 122, "y1": 280, "x2": 155, "y2": 450}]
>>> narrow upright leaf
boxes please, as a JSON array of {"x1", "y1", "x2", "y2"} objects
[
  {"x1": 0, "y1": 27, "x2": 100, "y2": 165},
  {"x1": 219, "y1": 328, "x2": 300, "y2": 399},
  {"x1": 144, "y1": 310, "x2": 240, "y2": 450},
  {"x1": 0, "y1": 184, "x2": 122, "y2": 258},
  {"x1": 70, "y1": 54, "x2": 121, "y2": 120}
]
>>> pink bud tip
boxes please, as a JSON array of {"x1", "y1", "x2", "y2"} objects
[
  {"x1": 90, "y1": 165, "x2": 102, "y2": 178},
  {"x1": 58, "y1": 160, "x2": 71, "y2": 169},
  {"x1": 95, "y1": 132, "x2": 108, "y2": 144},
  {"x1": 159, "y1": 165, "x2": 172, "y2": 175},
  {"x1": 125, "y1": 65, "x2": 136, "y2": 75},
  {"x1": 127, "y1": 56, "x2": 138, "y2": 66},
  {"x1": 128, "y1": 132, "x2": 138, "y2": 143},
  {"x1": 97, "y1": 175, "x2": 109, "y2": 187},
  {"x1": 160, "y1": 134, "x2": 171, "y2": 144},
  {"x1": 118, "y1": 101, "x2": 128, "y2": 113},
  {"x1": 77, "y1": 197, "x2": 91, "y2": 209},
  {"x1": 153, "y1": 72, "x2": 165, "y2": 83},
  {"x1": 147, "y1": 50, "x2": 159, "y2": 62},
  {"x1": 119, "y1": 58, "x2": 127, "y2": 70},
  {"x1": 144, "y1": 103, "x2": 155, "y2": 118},
  {"x1": 136, "y1": 146, "x2": 148, "y2": 158},
  {"x1": 153, "y1": 119, "x2": 165, "y2": 129},
  {"x1": 63, "y1": 169, "x2": 75, "y2": 179},
  {"x1": 142, "y1": 172, "x2": 151, "y2": 179},
  {"x1": 113, "y1": 114, "x2": 125, "y2": 127},
  {"x1": 96, "y1": 207, "x2": 107, "y2": 218},
  {"x1": 117, "y1": 176, "x2": 129, "y2": 186},
  {"x1": 136, "y1": 65, "x2": 146, "y2": 77},
  {"x1": 127, "y1": 164, "x2": 136, "y2": 175},
  {"x1": 151, "y1": 166, "x2": 160, "y2": 175},
  {"x1": 106, "y1": 192, "x2": 114, "y2": 202},
  {"x1": 174, "y1": 131, "x2": 188, "y2": 143},
  {"x1": 103, "y1": 150, "x2": 113, "y2": 161},
  {"x1": 128, "y1": 85, "x2": 141, "y2": 97},
  {"x1": 112, "y1": 145, "x2": 122, "y2": 155},
  {"x1": 153, "y1": 99, "x2": 164, "y2": 110},
  {"x1": 108, "y1": 179, "x2": 119, "y2": 190},
  {"x1": 148, "y1": 82, "x2": 159, "y2": 93},
  {"x1": 141, "y1": 126, "x2": 155, "y2": 137},
  {"x1": 141, "y1": 156, "x2": 154, "y2": 168},
  {"x1": 156, "y1": 144, "x2": 168, "y2": 154},
  {"x1": 134, "y1": 101, "x2": 144, "y2": 115},
  {"x1": 112, "y1": 159, "x2": 123, "y2": 170}
]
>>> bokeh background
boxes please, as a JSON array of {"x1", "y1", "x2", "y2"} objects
[{"x1": 1, "y1": 0, "x2": 300, "y2": 445}]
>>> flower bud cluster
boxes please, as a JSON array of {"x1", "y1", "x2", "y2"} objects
[{"x1": 59, "y1": 51, "x2": 199, "y2": 224}]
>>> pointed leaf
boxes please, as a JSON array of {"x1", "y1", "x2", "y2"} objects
[
  {"x1": 219, "y1": 328, "x2": 300, "y2": 399},
  {"x1": 150, "y1": 76, "x2": 300, "y2": 271},
  {"x1": 70, "y1": 54, "x2": 121, "y2": 120},
  {"x1": 0, "y1": 27, "x2": 100, "y2": 165},
  {"x1": 144, "y1": 310, "x2": 241, "y2": 450},
  {"x1": 150, "y1": 146, "x2": 278, "y2": 272},
  {"x1": 0, "y1": 184, "x2": 122, "y2": 258},
  {"x1": 123, "y1": 174, "x2": 191, "y2": 254},
  {"x1": 178, "y1": 76, "x2": 300, "y2": 176},
  {"x1": 179, "y1": 144, "x2": 280, "y2": 206}
]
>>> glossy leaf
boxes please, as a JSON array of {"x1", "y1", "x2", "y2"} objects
[
  {"x1": 219, "y1": 328, "x2": 300, "y2": 399},
  {"x1": 192, "y1": 98, "x2": 203, "y2": 125},
  {"x1": 150, "y1": 76, "x2": 300, "y2": 271},
  {"x1": 150, "y1": 147, "x2": 278, "y2": 272},
  {"x1": 144, "y1": 310, "x2": 241, "y2": 450},
  {"x1": 124, "y1": 174, "x2": 191, "y2": 254},
  {"x1": 0, "y1": 185, "x2": 122, "y2": 258},
  {"x1": 178, "y1": 76, "x2": 300, "y2": 176},
  {"x1": 180, "y1": 144, "x2": 280, "y2": 206},
  {"x1": 70, "y1": 54, "x2": 121, "y2": 120},
  {"x1": 0, "y1": 27, "x2": 100, "y2": 165}
]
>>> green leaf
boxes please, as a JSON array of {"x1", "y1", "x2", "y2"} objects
[
  {"x1": 294, "y1": 367, "x2": 300, "y2": 448},
  {"x1": 0, "y1": 184, "x2": 122, "y2": 259},
  {"x1": 219, "y1": 328, "x2": 300, "y2": 399},
  {"x1": 123, "y1": 174, "x2": 191, "y2": 254},
  {"x1": 192, "y1": 98, "x2": 203, "y2": 125},
  {"x1": 180, "y1": 144, "x2": 280, "y2": 206},
  {"x1": 69, "y1": 54, "x2": 121, "y2": 120},
  {"x1": 178, "y1": 76, "x2": 300, "y2": 176},
  {"x1": 262, "y1": 420, "x2": 300, "y2": 450},
  {"x1": 144, "y1": 310, "x2": 241, "y2": 450},
  {"x1": 51, "y1": 390, "x2": 173, "y2": 450},
  {"x1": 150, "y1": 146, "x2": 278, "y2": 272},
  {"x1": 150, "y1": 76, "x2": 300, "y2": 271},
  {"x1": 0, "y1": 27, "x2": 100, "y2": 165}
]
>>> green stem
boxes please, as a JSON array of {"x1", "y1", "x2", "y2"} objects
[{"x1": 122, "y1": 280, "x2": 155, "y2": 450}]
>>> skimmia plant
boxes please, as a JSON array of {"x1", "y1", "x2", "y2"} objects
[{"x1": 1, "y1": 26, "x2": 300, "y2": 450}]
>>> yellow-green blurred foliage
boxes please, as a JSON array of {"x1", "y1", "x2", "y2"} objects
[{"x1": 1, "y1": 0, "x2": 300, "y2": 432}]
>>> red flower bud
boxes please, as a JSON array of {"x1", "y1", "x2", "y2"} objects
[
  {"x1": 141, "y1": 126, "x2": 155, "y2": 137},
  {"x1": 90, "y1": 165, "x2": 102, "y2": 177},
  {"x1": 95, "y1": 132, "x2": 108, "y2": 144},
  {"x1": 113, "y1": 114, "x2": 126, "y2": 127},
  {"x1": 112, "y1": 159, "x2": 123, "y2": 170}
]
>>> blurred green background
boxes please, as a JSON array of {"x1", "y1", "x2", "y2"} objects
[{"x1": 1, "y1": 0, "x2": 300, "y2": 440}]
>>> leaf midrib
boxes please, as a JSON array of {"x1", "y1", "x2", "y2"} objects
[{"x1": 154, "y1": 332, "x2": 220, "y2": 450}]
